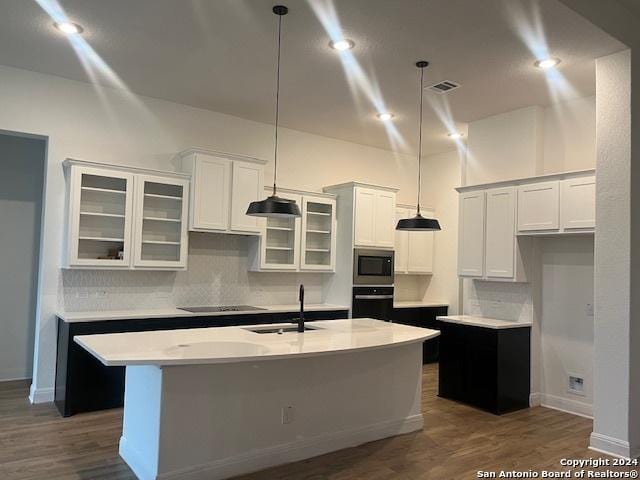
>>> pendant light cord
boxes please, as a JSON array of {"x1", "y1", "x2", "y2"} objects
[
  {"x1": 272, "y1": 12, "x2": 283, "y2": 196},
  {"x1": 416, "y1": 65, "x2": 424, "y2": 215}
]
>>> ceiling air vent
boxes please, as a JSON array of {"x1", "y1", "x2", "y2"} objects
[{"x1": 426, "y1": 80, "x2": 460, "y2": 94}]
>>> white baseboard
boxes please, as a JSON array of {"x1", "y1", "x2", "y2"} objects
[
  {"x1": 589, "y1": 432, "x2": 639, "y2": 459},
  {"x1": 121, "y1": 414, "x2": 423, "y2": 480},
  {"x1": 29, "y1": 384, "x2": 54, "y2": 404},
  {"x1": 540, "y1": 393, "x2": 593, "y2": 418},
  {"x1": 530, "y1": 392, "x2": 592, "y2": 418}
]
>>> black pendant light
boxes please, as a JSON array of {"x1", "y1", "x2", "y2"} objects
[
  {"x1": 247, "y1": 5, "x2": 301, "y2": 218},
  {"x1": 396, "y1": 61, "x2": 442, "y2": 232}
]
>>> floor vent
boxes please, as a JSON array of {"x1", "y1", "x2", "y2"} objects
[{"x1": 426, "y1": 80, "x2": 461, "y2": 94}]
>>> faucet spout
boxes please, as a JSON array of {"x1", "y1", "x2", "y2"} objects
[{"x1": 298, "y1": 284, "x2": 305, "y2": 333}]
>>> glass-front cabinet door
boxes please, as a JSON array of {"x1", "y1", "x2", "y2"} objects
[
  {"x1": 132, "y1": 175, "x2": 189, "y2": 269},
  {"x1": 260, "y1": 192, "x2": 302, "y2": 270},
  {"x1": 300, "y1": 195, "x2": 336, "y2": 271},
  {"x1": 67, "y1": 166, "x2": 134, "y2": 268}
]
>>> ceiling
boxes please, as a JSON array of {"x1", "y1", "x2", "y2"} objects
[{"x1": 0, "y1": 0, "x2": 625, "y2": 155}]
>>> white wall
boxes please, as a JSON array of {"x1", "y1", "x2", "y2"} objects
[
  {"x1": 0, "y1": 133, "x2": 45, "y2": 380},
  {"x1": 542, "y1": 96, "x2": 596, "y2": 173},
  {"x1": 466, "y1": 106, "x2": 543, "y2": 185},
  {"x1": 539, "y1": 236, "x2": 594, "y2": 417},
  {"x1": 0, "y1": 65, "x2": 423, "y2": 400}
]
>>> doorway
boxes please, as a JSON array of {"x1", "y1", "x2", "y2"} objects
[{"x1": 0, "y1": 132, "x2": 46, "y2": 381}]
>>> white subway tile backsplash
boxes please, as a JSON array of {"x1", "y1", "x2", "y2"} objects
[{"x1": 60, "y1": 233, "x2": 323, "y2": 312}]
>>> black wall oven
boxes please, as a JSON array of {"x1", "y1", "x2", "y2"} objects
[
  {"x1": 353, "y1": 249, "x2": 394, "y2": 285},
  {"x1": 351, "y1": 286, "x2": 394, "y2": 322}
]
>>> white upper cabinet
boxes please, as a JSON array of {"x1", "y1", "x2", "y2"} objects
[
  {"x1": 456, "y1": 169, "x2": 595, "y2": 282},
  {"x1": 394, "y1": 208, "x2": 409, "y2": 273},
  {"x1": 180, "y1": 150, "x2": 266, "y2": 235},
  {"x1": 230, "y1": 161, "x2": 264, "y2": 234},
  {"x1": 517, "y1": 181, "x2": 560, "y2": 232},
  {"x1": 301, "y1": 195, "x2": 337, "y2": 271},
  {"x1": 253, "y1": 191, "x2": 302, "y2": 271},
  {"x1": 249, "y1": 189, "x2": 337, "y2": 272},
  {"x1": 354, "y1": 188, "x2": 377, "y2": 247},
  {"x1": 395, "y1": 206, "x2": 434, "y2": 275},
  {"x1": 485, "y1": 187, "x2": 516, "y2": 278},
  {"x1": 132, "y1": 175, "x2": 189, "y2": 270},
  {"x1": 561, "y1": 175, "x2": 596, "y2": 230},
  {"x1": 189, "y1": 155, "x2": 230, "y2": 231},
  {"x1": 66, "y1": 165, "x2": 134, "y2": 269},
  {"x1": 64, "y1": 160, "x2": 190, "y2": 270},
  {"x1": 458, "y1": 191, "x2": 485, "y2": 277},
  {"x1": 354, "y1": 187, "x2": 396, "y2": 249}
]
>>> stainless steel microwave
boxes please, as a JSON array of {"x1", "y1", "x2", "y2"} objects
[{"x1": 353, "y1": 249, "x2": 394, "y2": 285}]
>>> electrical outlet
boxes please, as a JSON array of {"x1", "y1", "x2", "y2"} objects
[
  {"x1": 568, "y1": 375, "x2": 585, "y2": 396},
  {"x1": 586, "y1": 303, "x2": 594, "y2": 317},
  {"x1": 281, "y1": 406, "x2": 294, "y2": 425},
  {"x1": 76, "y1": 291, "x2": 89, "y2": 299}
]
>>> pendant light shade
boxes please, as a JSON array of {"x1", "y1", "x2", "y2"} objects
[
  {"x1": 246, "y1": 192, "x2": 301, "y2": 218},
  {"x1": 396, "y1": 61, "x2": 442, "y2": 232},
  {"x1": 247, "y1": 5, "x2": 301, "y2": 218}
]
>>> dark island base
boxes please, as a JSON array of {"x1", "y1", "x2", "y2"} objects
[{"x1": 55, "y1": 309, "x2": 348, "y2": 417}]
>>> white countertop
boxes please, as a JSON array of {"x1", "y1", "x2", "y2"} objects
[
  {"x1": 394, "y1": 301, "x2": 449, "y2": 309},
  {"x1": 437, "y1": 315, "x2": 532, "y2": 329},
  {"x1": 74, "y1": 318, "x2": 440, "y2": 366},
  {"x1": 57, "y1": 304, "x2": 349, "y2": 323}
]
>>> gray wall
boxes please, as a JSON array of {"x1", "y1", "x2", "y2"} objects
[{"x1": 0, "y1": 133, "x2": 45, "y2": 380}]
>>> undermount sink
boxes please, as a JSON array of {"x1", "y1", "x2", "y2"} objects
[
  {"x1": 246, "y1": 325, "x2": 320, "y2": 334},
  {"x1": 165, "y1": 341, "x2": 269, "y2": 357}
]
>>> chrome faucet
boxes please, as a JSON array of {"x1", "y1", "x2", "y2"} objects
[{"x1": 297, "y1": 284, "x2": 305, "y2": 332}]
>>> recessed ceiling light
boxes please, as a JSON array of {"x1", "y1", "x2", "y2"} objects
[
  {"x1": 448, "y1": 132, "x2": 463, "y2": 139},
  {"x1": 329, "y1": 39, "x2": 355, "y2": 51},
  {"x1": 54, "y1": 22, "x2": 84, "y2": 35},
  {"x1": 534, "y1": 57, "x2": 561, "y2": 69},
  {"x1": 376, "y1": 112, "x2": 394, "y2": 121}
]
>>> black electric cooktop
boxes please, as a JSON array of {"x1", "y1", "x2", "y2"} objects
[{"x1": 177, "y1": 305, "x2": 267, "y2": 313}]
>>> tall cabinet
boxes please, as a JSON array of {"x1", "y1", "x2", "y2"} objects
[{"x1": 64, "y1": 160, "x2": 190, "y2": 270}]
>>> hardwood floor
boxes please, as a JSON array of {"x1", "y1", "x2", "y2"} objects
[{"x1": 1, "y1": 366, "x2": 636, "y2": 480}]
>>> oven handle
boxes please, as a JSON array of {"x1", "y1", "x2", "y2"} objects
[{"x1": 354, "y1": 295, "x2": 394, "y2": 300}]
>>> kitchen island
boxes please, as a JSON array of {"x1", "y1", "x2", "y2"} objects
[{"x1": 75, "y1": 318, "x2": 439, "y2": 480}]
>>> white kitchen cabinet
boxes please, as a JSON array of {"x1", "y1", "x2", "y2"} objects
[
  {"x1": 188, "y1": 155, "x2": 230, "y2": 231},
  {"x1": 458, "y1": 187, "x2": 529, "y2": 282},
  {"x1": 354, "y1": 187, "x2": 396, "y2": 249},
  {"x1": 249, "y1": 188, "x2": 337, "y2": 272},
  {"x1": 64, "y1": 160, "x2": 190, "y2": 270},
  {"x1": 485, "y1": 187, "x2": 516, "y2": 278},
  {"x1": 517, "y1": 181, "x2": 560, "y2": 232},
  {"x1": 230, "y1": 161, "x2": 264, "y2": 234},
  {"x1": 561, "y1": 175, "x2": 596, "y2": 230},
  {"x1": 458, "y1": 191, "x2": 485, "y2": 277},
  {"x1": 180, "y1": 149, "x2": 266, "y2": 235},
  {"x1": 301, "y1": 195, "x2": 337, "y2": 271},
  {"x1": 395, "y1": 205, "x2": 434, "y2": 275},
  {"x1": 132, "y1": 175, "x2": 189, "y2": 269},
  {"x1": 354, "y1": 188, "x2": 376, "y2": 247},
  {"x1": 65, "y1": 165, "x2": 134, "y2": 269},
  {"x1": 394, "y1": 208, "x2": 409, "y2": 273}
]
